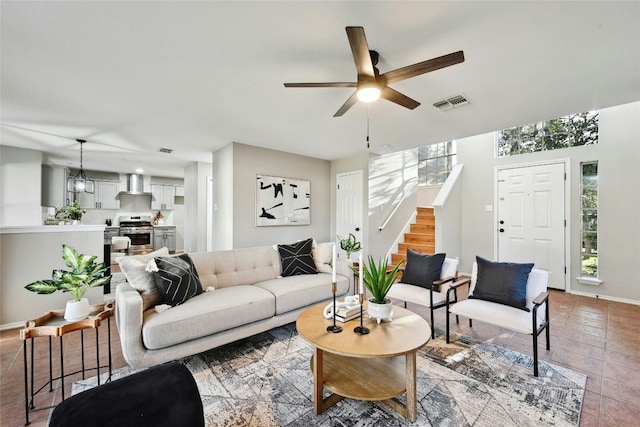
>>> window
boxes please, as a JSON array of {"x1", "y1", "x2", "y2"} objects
[
  {"x1": 580, "y1": 162, "x2": 598, "y2": 278},
  {"x1": 418, "y1": 141, "x2": 456, "y2": 186},
  {"x1": 497, "y1": 112, "x2": 598, "y2": 157}
]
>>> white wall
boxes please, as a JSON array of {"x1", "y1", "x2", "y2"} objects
[
  {"x1": 184, "y1": 161, "x2": 211, "y2": 253},
  {"x1": 456, "y1": 101, "x2": 640, "y2": 303},
  {"x1": 0, "y1": 146, "x2": 42, "y2": 226}
]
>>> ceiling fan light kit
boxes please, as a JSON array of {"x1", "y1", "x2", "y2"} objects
[
  {"x1": 67, "y1": 139, "x2": 95, "y2": 194},
  {"x1": 284, "y1": 26, "x2": 465, "y2": 117}
]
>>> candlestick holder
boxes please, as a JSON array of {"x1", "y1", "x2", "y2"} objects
[
  {"x1": 353, "y1": 293, "x2": 370, "y2": 335},
  {"x1": 326, "y1": 281, "x2": 343, "y2": 333}
]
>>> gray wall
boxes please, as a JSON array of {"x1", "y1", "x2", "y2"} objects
[
  {"x1": 212, "y1": 142, "x2": 332, "y2": 249},
  {"x1": 457, "y1": 101, "x2": 640, "y2": 303}
]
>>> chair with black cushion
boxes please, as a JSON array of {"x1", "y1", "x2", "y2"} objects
[
  {"x1": 387, "y1": 249, "x2": 464, "y2": 338},
  {"x1": 49, "y1": 362, "x2": 204, "y2": 427},
  {"x1": 446, "y1": 256, "x2": 550, "y2": 376}
]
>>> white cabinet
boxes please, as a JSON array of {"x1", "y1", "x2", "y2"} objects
[
  {"x1": 153, "y1": 226, "x2": 176, "y2": 253},
  {"x1": 175, "y1": 185, "x2": 184, "y2": 197},
  {"x1": 76, "y1": 181, "x2": 120, "y2": 209},
  {"x1": 151, "y1": 184, "x2": 176, "y2": 210}
]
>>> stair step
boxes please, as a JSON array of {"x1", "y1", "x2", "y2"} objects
[
  {"x1": 415, "y1": 215, "x2": 435, "y2": 225},
  {"x1": 417, "y1": 207, "x2": 434, "y2": 216},
  {"x1": 398, "y1": 243, "x2": 436, "y2": 254},
  {"x1": 410, "y1": 223, "x2": 435, "y2": 234},
  {"x1": 403, "y1": 233, "x2": 435, "y2": 244}
]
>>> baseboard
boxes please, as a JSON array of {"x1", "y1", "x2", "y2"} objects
[{"x1": 567, "y1": 290, "x2": 640, "y2": 306}]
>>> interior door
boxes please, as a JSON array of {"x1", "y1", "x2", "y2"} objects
[
  {"x1": 336, "y1": 170, "x2": 363, "y2": 259},
  {"x1": 497, "y1": 163, "x2": 566, "y2": 290}
]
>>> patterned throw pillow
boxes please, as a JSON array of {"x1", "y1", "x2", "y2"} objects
[
  {"x1": 278, "y1": 238, "x2": 318, "y2": 277},
  {"x1": 401, "y1": 250, "x2": 446, "y2": 291},
  {"x1": 153, "y1": 254, "x2": 203, "y2": 306},
  {"x1": 469, "y1": 256, "x2": 533, "y2": 312}
]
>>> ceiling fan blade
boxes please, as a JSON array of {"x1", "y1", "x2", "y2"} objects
[
  {"x1": 380, "y1": 87, "x2": 420, "y2": 110},
  {"x1": 382, "y1": 51, "x2": 465, "y2": 85},
  {"x1": 334, "y1": 92, "x2": 359, "y2": 117},
  {"x1": 284, "y1": 82, "x2": 356, "y2": 88},
  {"x1": 346, "y1": 26, "x2": 375, "y2": 78}
]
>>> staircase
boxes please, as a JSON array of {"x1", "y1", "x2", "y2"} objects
[{"x1": 391, "y1": 207, "x2": 435, "y2": 265}]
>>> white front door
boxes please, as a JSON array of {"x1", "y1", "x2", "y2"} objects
[
  {"x1": 497, "y1": 162, "x2": 566, "y2": 290},
  {"x1": 336, "y1": 170, "x2": 363, "y2": 259}
]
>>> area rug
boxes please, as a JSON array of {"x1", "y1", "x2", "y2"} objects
[{"x1": 73, "y1": 323, "x2": 586, "y2": 426}]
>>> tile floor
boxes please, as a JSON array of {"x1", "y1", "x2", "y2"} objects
[{"x1": 1, "y1": 287, "x2": 639, "y2": 426}]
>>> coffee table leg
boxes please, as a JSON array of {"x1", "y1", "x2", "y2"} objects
[
  {"x1": 406, "y1": 351, "x2": 417, "y2": 422},
  {"x1": 313, "y1": 347, "x2": 324, "y2": 415}
]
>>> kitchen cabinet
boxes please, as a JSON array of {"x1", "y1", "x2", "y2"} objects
[
  {"x1": 41, "y1": 165, "x2": 69, "y2": 207},
  {"x1": 151, "y1": 184, "x2": 175, "y2": 210},
  {"x1": 175, "y1": 185, "x2": 184, "y2": 197},
  {"x1": 153, "y1": 226, "x2": 176, "y2": 253},
  {"x1": 76, "y1": 181, "x2": 120, "y2": 209},
  {"x1": 104, "y1": 227, "x2": 120, "y2": 244}
]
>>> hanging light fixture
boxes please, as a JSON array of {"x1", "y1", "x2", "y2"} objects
[{"x1": 67, "y1": 139, "x2": 95, "y2": 193}]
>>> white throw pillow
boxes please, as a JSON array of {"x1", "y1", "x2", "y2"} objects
[
  {"x1": 118, "y1": 247, "x2": 170, "y2": 311},
  {"x1": 312, "y1": 241, "x2": 334, "y2": 274}
]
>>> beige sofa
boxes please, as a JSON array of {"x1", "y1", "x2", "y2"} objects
[{"x1": 115, "y1": 243, "x2": 352, "y2": 368}]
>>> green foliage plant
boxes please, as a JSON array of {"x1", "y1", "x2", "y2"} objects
[
  {"x1": 25, "y1": 244, "x2": 110, "y2": 301},
  {"x1": 65, "y1": 200, "x2": 86, "y2": 221},
  {"x1": 362, "y1": 255, "x2": 403, "y2": 304},
  {"x1": 337, "y1": 233, "x2": 361, "y2": 259}
]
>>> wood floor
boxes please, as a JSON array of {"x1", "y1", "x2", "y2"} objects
[{"x1": 1, "y1": 288, "x2": 639, "y2": 426}]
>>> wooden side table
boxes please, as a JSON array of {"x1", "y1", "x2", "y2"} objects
[{"x1": 20, "y1": 301, "x2": 114, "y2": 426}]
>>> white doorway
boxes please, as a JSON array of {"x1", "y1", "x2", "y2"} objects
[
  {"x1": 496, "y1": 162, "x2": 567, "y2": 290},
  {"x1": 336, "y1": 170, "x2": 363, "y2": 259}
]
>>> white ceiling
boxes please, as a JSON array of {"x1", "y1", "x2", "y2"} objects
[{"x1": 2, "y1": 1, "x2": 639, "y2": 178}]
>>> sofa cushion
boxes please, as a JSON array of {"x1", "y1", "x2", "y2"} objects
[
  {"x1": 469, "y1": 256, "x2": 533, "y2": 312},
  {"x1": 312, "y1": 241, "x2": 334, "y2": 274},
  {"x1": 117, "y1": 247, "x2": 170, "y2": 311},
  {"x1": 142, "y1": 285, "x2": 275, "y2": 350},
  {"x1": 277, "y1": 238, "x2": 317, "y2": 277},
  {"x1": 400, "y1": 250, "x2": 445, "y2": 291},
  {"x1": 153, "y1": 254, "x2": 203, "y2": 306},
  {"x1": 255, "y1": 273, "x2": 348, "y2": 315}
]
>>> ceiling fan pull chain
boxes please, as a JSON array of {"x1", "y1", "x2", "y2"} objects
[{"x1": 366, "y1": 104, "x2": 370, "y2": 149}]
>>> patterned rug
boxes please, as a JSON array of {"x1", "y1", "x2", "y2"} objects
[{"x1": 73, "y1": 323, "x2": 586, "y2": 426}]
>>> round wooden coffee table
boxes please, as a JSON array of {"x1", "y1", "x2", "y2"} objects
[{"x1": 296, "y1": 302, "x2": 431, "y2": 421}]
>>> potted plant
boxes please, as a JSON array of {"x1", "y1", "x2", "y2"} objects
[
  {"x1": 362, "y1": 255, "x2": 403, "y2": 324},
  {"x1": 25, "y1": 244, "x2": 111, "y2": 321},
  {"x1": 337, "y1": 233, "x2": 361, "y2": 260},
  {"x1": 65, "y1": 200, "x2": 86, "y2": 224}
]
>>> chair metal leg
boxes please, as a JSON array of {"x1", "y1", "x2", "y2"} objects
[
  {"x1": 429, "y1": 307, "x2": 435, "y2": 339},
  {"x1": 533, "y1": 331, "x2": 539, "y2": 377},
  {"x1": 404, "y1": 301, "x2": 407, "y2": 309}
]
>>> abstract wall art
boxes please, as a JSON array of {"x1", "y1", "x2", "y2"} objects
[{"x1": 256, "y1": 175, "x2": 310, "y2": 226}]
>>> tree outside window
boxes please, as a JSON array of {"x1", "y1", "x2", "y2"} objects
[{"x1": 498, "y1": 112, "x2": 598, "y2": 157}]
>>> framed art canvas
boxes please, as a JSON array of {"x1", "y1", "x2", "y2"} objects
[{"x1": 256, "y1": 175, "x2": 310, "y2": 226}]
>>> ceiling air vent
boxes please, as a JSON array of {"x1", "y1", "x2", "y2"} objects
[
  {"x1": 433, "y1": 94, "x2": 469, "y2": 111},
  {"x1": 158, "y1": 147, "x2": 173, "y2": 154}
]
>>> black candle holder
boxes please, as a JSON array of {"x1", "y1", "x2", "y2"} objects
[
  {"x1": 326, "y1": 281, "x2": 343, "y2": 333},
  {"x1": 353, "y1": 293, "x2": 370, "y2": 335}
]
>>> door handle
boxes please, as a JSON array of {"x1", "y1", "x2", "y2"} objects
[
  {"x1": 499, "y1": 220, "x2": 504, "y2": 224},
  {"x1": 355, "y1": 227, "x2": 360, "y2": 231},
  {"x1": 499, "y1": 228, "x2": 505, "y2": 233}
]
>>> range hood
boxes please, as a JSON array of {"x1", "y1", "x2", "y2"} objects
[{"x1": 118, "y1": 174, "x2": 152, "y2": 196}]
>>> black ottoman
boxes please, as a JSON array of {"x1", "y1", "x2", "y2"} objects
[{"x1": 50, "y1": 362, "x2": 204, "y2": 427}]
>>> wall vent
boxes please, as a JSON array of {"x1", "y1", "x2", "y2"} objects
[
  {"x1": 158, "y1": 147, "x2": 173, "y2": 154},
  {"x1": 433, "y1": 94, "x2": 469, "y2": 111}
]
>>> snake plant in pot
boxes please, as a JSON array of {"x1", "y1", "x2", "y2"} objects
[
  {"x1": 25, "y1": 244, "x2": 111, "y2": 321},
  {"x1": 362, "y1": 255, "x2": 403, "y2": 324}
]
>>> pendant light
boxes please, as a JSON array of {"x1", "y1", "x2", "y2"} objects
[{"x1": 67, "y1": 139, "x2": 95, "y2": 193}]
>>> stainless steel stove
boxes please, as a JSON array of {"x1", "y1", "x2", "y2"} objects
[{"x1": 119, "y1": 215, "x2": 154, "y2": 254}]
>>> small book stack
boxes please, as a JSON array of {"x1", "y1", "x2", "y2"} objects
[{"x1": 335, "y1": 306, "x2": 361, "y2": 323}]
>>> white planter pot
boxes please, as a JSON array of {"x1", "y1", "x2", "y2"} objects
[
  {"x1": 64, "y1": 298, "x2": 91, "y2": 321},
  {"x1": 368, "y1": 299, "x2": 393, "y2": 324}
]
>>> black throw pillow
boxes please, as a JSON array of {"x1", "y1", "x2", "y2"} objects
[
  {"x1": 401, "y1": 250, "x2": 446, "y2": 291},
  {"x1": 278, "y1": 238, "x2": 318, "y2": 277},
  {"x1": 470, "y1": 256, "x2": 533, "y2": 312},
  {"x1": 153, "y1": 254, "x2": 203, "y2": 306}
]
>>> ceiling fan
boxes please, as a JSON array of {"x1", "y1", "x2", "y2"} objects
[{"x1": 284, "y1": 26, "x2": 465, "y2": 117}]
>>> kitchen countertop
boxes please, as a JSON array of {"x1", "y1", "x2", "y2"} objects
[{"x1": 0, "y1": 225, "x2": 106, "y2": 234}]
